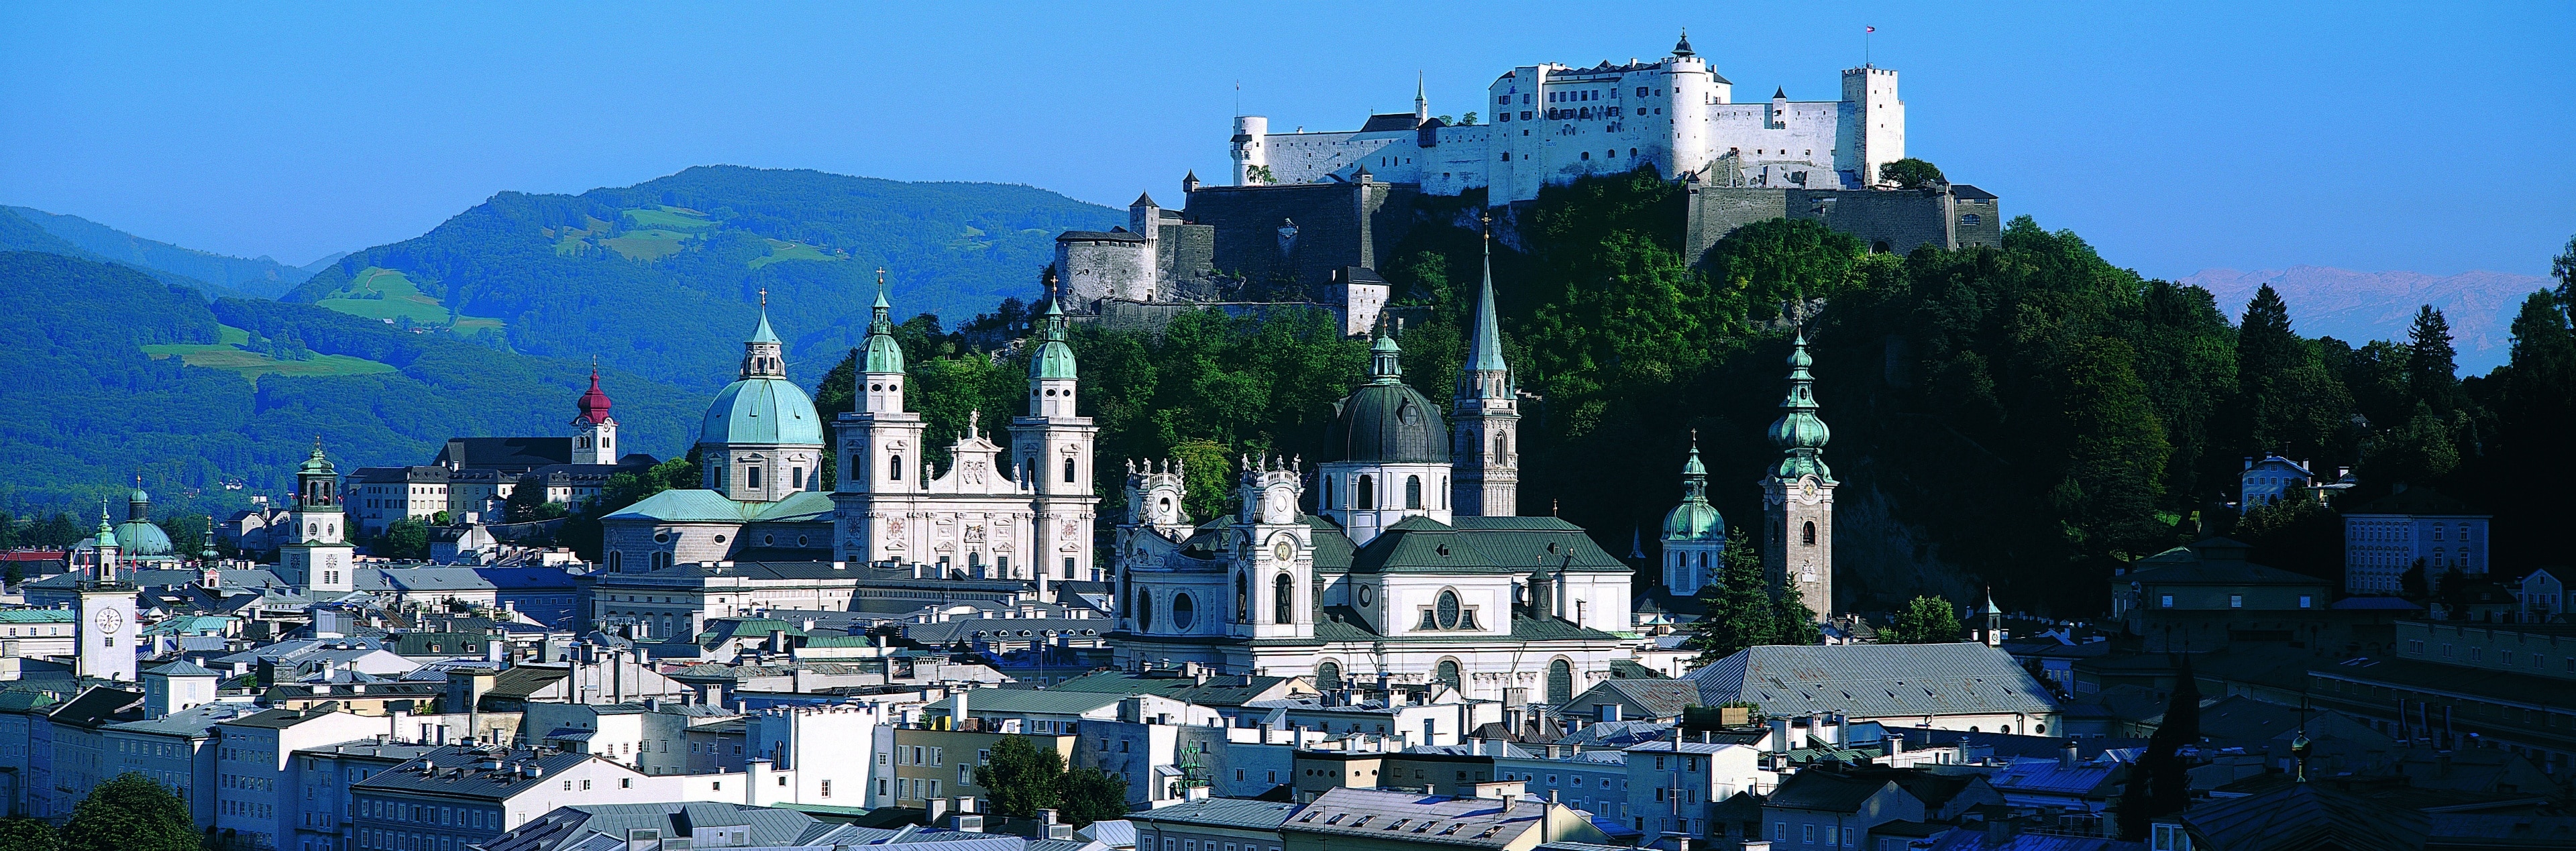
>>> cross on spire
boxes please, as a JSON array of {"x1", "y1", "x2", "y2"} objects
[{"x1": 758, "y1": 288, "x2": 767, "y2": 308}]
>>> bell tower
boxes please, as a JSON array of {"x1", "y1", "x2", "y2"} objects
[
  {"x1": 1234, "y1": 454, "x2": 1313, "y2": 641},
  {"x1": 1760, "y1": 331, "x2": 1835, "y2": 620},
  {"x1": 834, "y1": 271, "x2": 928, "y2": 565},
  {"x1": 1009, "y1": 269, "x2": 1101, "y2": 591},
  {"x1": 282, "y1": 439, "x2": 355, "y2": 593},
  {"x1": 572, "y1": 367, "x2": 619, "y2": 465},
  {"x1": 76, "y1": 507, "x2": 138, "y2": 682},
  {"x1": 1452, "y1": 217, "x2": 1518, "y2": 516}
]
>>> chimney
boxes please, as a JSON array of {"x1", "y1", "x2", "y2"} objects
[
  {"x1": 954, "y1": 688, "x2": 970, "y2": 727},
  {"x1": 1835, "y1": 714, "x2": 1850, "y2": 746},
  {"x1": 1769, "y1": 718, "x2": 1790, "y2": 753},
  {"x1": 2060, "y1": 740, "x2": 2080, "y2": 769},
  {"x1": 1886, "y1": 732, "x2": 1904, "y2": 755}
]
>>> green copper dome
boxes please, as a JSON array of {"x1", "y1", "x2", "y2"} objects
[
  {"x1": 1327, "y1": 329, "x2": 1450, "y2": 464},
  {"x1": 299, "y1": 440, "x2": 337, "y2": 475},
  {"x1": 1662, "y1": 435, "x2": 1722, "y2": 541},
  {"x1": 861, "y1": 286, "x2": 906, "y2": 374},
  {"x1": 1028, "y1": 296, "x2": 1077, "y2": 380},
  {"x1": 700, "y1": 378, "x2": 825, "y2": 447},
  {"x1": 94, "y1": 508, "x2": 118, "y2": 550}
]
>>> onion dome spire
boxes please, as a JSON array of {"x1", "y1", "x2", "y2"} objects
[
  {"x1": 1028, "y1": 267, "x2": 1077, "y2": 381},
  {"x1": 574, "y1": 367, "x2": 614, "y2": 425},
  {"x1": 95, "y1": 504, "x2": 118, "y2": 551},
  {"x1": 862, "y1": 268, "x2": 906, "y2": 374},
  {"x1": 1767, "y1": 329, "x2": 1834, "y2": 481},
  {"x1": 1662, "y1": 430, "x2": 1722, "y2": 541}
]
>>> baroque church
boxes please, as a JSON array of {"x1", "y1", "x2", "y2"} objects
[{"x1": 1108, "y1": 237, "x2": 1640, "y2": 704}]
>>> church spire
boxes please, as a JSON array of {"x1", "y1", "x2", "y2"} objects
[
  {"x1": 1462, "y1": 217, "x2": 1510, "y2": 388},
  {"x1": 1766, "y1": 329, "x2": 1833, "y2": 482},
  {"x1": 1414, "y1": 71, "x2": 1429, "y2": 124},
  {"x1": 1450, "y1": 211, "x2": 1522, "y2": 518},
  {"x1": 741, "y1": 291, "x2": 786, "y2": 379}
]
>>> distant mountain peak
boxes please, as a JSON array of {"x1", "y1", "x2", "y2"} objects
[{"x1": 2180, "y1": 266, "x2": 2553, "y2": 374}]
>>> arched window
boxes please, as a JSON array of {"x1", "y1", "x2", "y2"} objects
[
  {"x1": 605, "y1": 551, "x2": 623, "y2": 573},
  {"x1": 1434, "y1": 659, "x2": 1462, "y2": 691},
  {"x1": 1802, "y1": 520, "x2": 1817, "y2": 546},
  {"x1": 1547, "y1": 659, "x2": 1574, "y2": 705},
  {"x1": 651, "y1": 552, "x2": 672, "y2": 571},
  {"x1": 1172, "y1": 593, "x2": 1196, "y2": 630},
  {"x1": 1495, "y1": 433, "x2": 1507, "y2": 461},
  {"x1": 889, "y1": 455, "x2": 903, "y2": 481},
  {"x1": 1025, "y1": 460, "x2": 1036, "y2": 484},
  {"x1": 1137, "y1": 592, "x2": 1153, "y2": 630},
  {"x1": 1355, "y1": 475, "x2": 1375, "y2": 510},
  {"x1": 1317, "y1": 661, "x2": 1342, "y2": 689},
  {"x1": 1236, "y1": 573, "x2": 1250, "y2": 622},
  {"x1": 1405, "y1": 475, "x2": 1423, "y2": 509},
  {"x1": 1275, "y1": 573, "x2": 1295, "y2": 624},
  {"x1": 1063, "y1": 457, "x2": 1077, "y2": 483}
]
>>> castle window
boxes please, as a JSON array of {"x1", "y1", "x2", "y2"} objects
[
  {"x1": 1064, "y1": 457, "x2": 1077, "y2": 483},
  {"x1": 1172, "y1": 593, "x2": 1197, "y2": 630},
  {"x1": 890, "y1": 455, "x2": 903, "y2": 480},
  {"x1": 1356, "y1": 475, "x2": 1376, "y2": 510},
  {"x1": 1802, "y1": 521, "x2": 1817, "y2": 546},
  {"x1": 1405, "y1": 475, "x2": 1424, "y2": 509},
  {"x1": 1275, "y1": 573, "x2": 1295, "y2": 624},
  {"x1": 1434, "y1": 659, "x2": 1462, "y2": 690}
]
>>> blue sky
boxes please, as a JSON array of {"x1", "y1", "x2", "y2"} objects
[{"x1": 2, "y1": 1, "x2": 2567, "y2": 280}]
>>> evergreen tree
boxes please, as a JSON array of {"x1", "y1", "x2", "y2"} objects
[
  {"x1": 1769, "y1": 589, "x2": 1824, "y2": 646},
  {"x1": 2406, "y1": 305, "x2": 2461, "y2": 413},
  {"x1": 970, "y1": 735, "x2": 1065, "y2": 818},
  {"x1": 2237, "y1": 285, "x2": 2298, "y2": 386},
  {"x1": 2117, "y1": 658, "x2": 2202, "y2": 839},
  {"x1": 60, "y1": 773, "x2": 197, "y2": 851},
  {"x1": 1684, "y1": 528, "x2": 1775, "y2": 663},
  {"x1": 1882, "y1": 595, "x2": 1962, "y2": 644}
]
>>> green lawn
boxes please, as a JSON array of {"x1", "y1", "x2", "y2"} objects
[
  {"x1": 621, "y1": 206, "x2": 716, "y2": 231},
  {"x1": 314, "y1": 267, "x2": 508, "y2": 331},
  {"x1": 748, "y1": 237, "x2": 841, "y2": 269},
  {"x1": 143, "y1": 325, "x2": 396, "y2": 378},
  {"x1": 601, "y1": 235, "x2": 686, "y2": 262}
]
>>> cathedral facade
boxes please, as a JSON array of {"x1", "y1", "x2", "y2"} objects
[{"x1": 1108, "y1": 243, "x2": 1636, "y2": 703}]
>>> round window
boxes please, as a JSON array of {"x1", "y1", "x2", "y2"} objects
[
  {"x1": 1273, "y1": 540, "x2": 1294, "y2": 561},
  {"x1": 714, "y1": 534, "x2": 727, "y2": 543},
  {"x1": 1172, "y1": 593, "x2": 1197, "y2": 630},
  {"x1": 1436, "y1": 589, "x2": 1462, "y2": 630},
  {"x1": 1357, "y1": 585, "x2": 1375, "y2": 607},
  {"x1": 653, "y1": 532, "x2": 669, "y2": 543}
]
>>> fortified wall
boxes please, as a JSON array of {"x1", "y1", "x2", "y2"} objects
[{"x1": 1682, "y1": 183, "x2": 2001, "y2": 262}]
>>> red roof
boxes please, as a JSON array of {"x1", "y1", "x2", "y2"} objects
[
  {"x1": 0, "y1": 551, "x2": 66, "y2": 561},
  {"x1": 572, "y1": 370, "x2": 613, "y2": 425}
]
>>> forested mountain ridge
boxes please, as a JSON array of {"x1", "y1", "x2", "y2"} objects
[
  {"x1": 0, "y1": 250, "x2": 704, "y2": 512},
  {"x1": 282, "y1": 166, "x2": 1120, "y2": 392},
  {"x1": 4, "y1": 205, "x2": 322, "y2": 298},
  {"x1": 2183, "y1": 266, "x2": 2547, "y2": 373}
]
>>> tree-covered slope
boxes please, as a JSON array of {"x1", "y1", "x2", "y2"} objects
[
  {"x1": 283, "y1": 166, "x2": 1119, "y2": 392},
  {"x1": 0, "y1": 251, "x2": 703, "y2": 511},
  {"x1": 4, "y1": 205, "x2": 321, "y2": 298}
]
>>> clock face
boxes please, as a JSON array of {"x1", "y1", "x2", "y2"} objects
[
  {"x1": 1357, "y1": 585, "x2": 1375, "y2": 606},
  {"x1": 93, "y1": 608, "x2": 124, "y2": 633},
  {"x1": 1272, "y1": 539, "x2": 1295, "y2": 562}
]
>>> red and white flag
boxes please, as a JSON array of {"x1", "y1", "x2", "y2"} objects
[{"x1": 1866, "y1": 25, "x2": 1876, "y2": 33}]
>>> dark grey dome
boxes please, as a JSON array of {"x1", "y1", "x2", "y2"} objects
[{"x1": 1329, "y1": 382, "x2": 1451, "y2": 464}]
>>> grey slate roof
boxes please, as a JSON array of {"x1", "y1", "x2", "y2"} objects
[
  {"x1": 924, "y1": 689, "x2": 1125, "y2": 716},
  {"x1": 1570, "y1": 679, "x2": 1701, "y2": 718},
  {"x1": 352, "y1": 744, "x2": 605, "y2": 800},
  {"x1": 1130, "y1": 797, "x2": 1300, "y2": 830},
  {"x1": 1681, "y1": 644, "x2": 2057, "y2": 719}
]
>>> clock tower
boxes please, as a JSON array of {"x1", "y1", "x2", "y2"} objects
[
  {"x1": 280, "y1": 440, "x2": 356, "y2": 593},
  {"x1": 77, "y1": 508, "x2": 138, "y2": 682},
  {"x1": 1760, "y1": 331, "x2": 1835, "y2": 620}
]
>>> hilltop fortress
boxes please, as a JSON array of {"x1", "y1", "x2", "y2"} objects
[{"x1": 1058, "y1": 33, "x2": 1999, "y2": 332}]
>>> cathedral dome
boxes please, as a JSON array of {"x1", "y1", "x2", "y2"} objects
[
  {"x1": 115, "y1": 519, "x2": 174, "y2": 557},
  {"x1": 699, "y1": 378, "x2": 824, "y2": 447},
  {"x1": 1326, "y1": 334, "x2": 1450, "y2": 465},
  {"x1": 862, "y1": 286, "x2": 906, "y2": 374},
  {"x1": 1662, "y1": 500, "x2": 1721, "y2": 541}
]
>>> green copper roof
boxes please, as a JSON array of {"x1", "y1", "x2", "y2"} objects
[
  {"x1": 1664, "y1": 435, "x2": 1721, "y2": 541},
  {"x1": 299, "y1": 440, "x2": 337, "y2": 475},
  {"x1": 861, "y1": 286, "x2": 905, "y2": 374},
  {"x1": 1464, "y1": 235, "x2": 1509, "y2": 375},
  {"x1": 1768, "y1": 331, "x2": 1833, "y2": 482},
  {"x1": 747, "y1": 306, "x2": 781, "y2": 344},
  {"x1": 94, "y1": 508, "x2": 118, "y2": 550},
  {"x1": 699, "y1": 377, "x2": 825, "y2": 447},
  {"x1": 1368, "y1": 327, "x2": 1403, "y2": 383},
  {"x1": 604, "y1": 489, "x2": 837, "y2": 523},
  {"x1": 1028, "y1": 295, "x2": 1077, "y2": 380}
]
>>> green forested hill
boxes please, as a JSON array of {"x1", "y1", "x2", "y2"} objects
[
  {"x1": 283, "y1": 166, "x2": 1119, "y2": 392},
  {"x1": 4, "y1": 205, "x2": 320, "y2": 298},
  {"x1": 0, "y1": 251, "x2": 704, "y2": 511}
]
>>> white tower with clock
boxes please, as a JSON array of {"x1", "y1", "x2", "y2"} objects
[{"x1": 77, "y1": 508, "x2": 138, "y2": 682}]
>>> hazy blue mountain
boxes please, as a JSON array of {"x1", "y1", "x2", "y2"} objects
[
  {"x1": 5, "y1": 205, "x2": 321, "y2": 298},
  {"x1": 0, "y1": 249, "x2": 704, "y2": 512},
  {"x1": 2180, "y1": 266, "x2": 2553, "y2": 373},
  {"x1": 283, "y1": 166, "x2": 1121, "y2": 392}
]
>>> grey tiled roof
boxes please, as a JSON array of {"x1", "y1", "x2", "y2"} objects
[
  {"x1": 1681, "y1": 644, "x2": 2057, "y2": 719},
  {"x1": 1572, "y1": 679, "x2": 1701, "y2": 718},
  {"x1": 352, "y1": 744, "x2": 604, "y2": 801},
  {"x1": 1284, "y1": 787, "x2": 1559, "y2": 848},
  {"x1": 1131, "y1": 797, "x2": 1300, "y2": 830}
]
